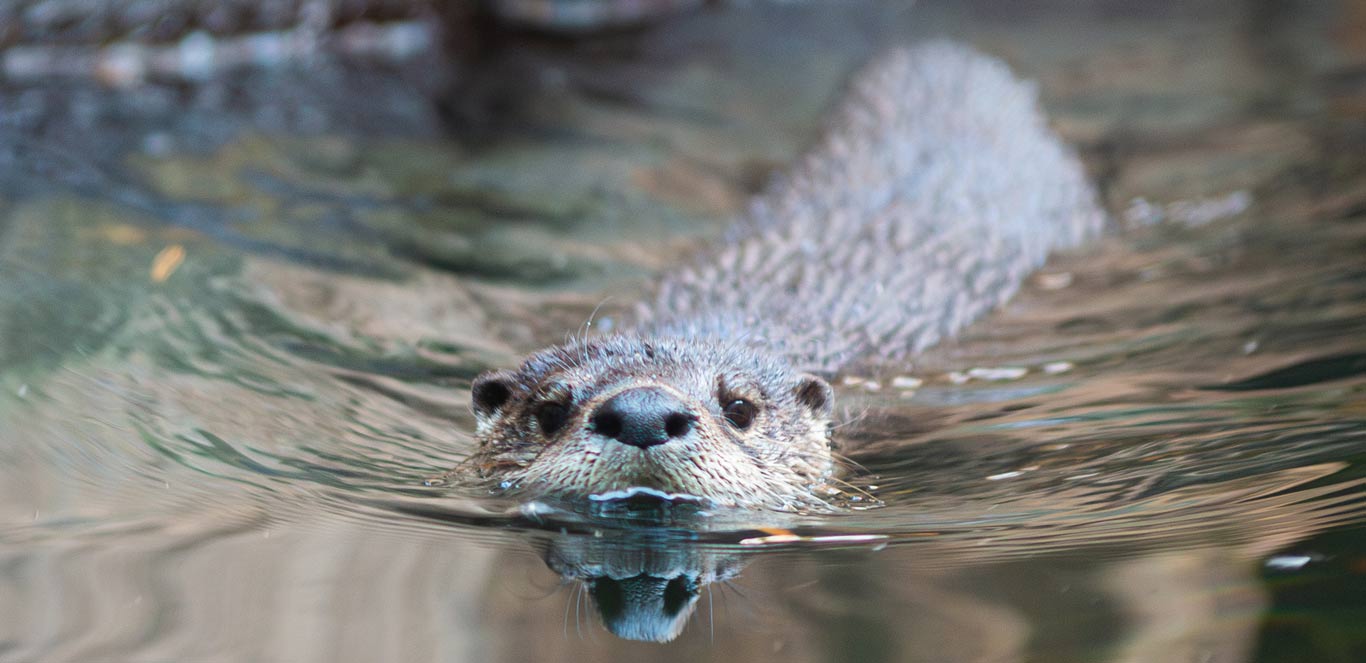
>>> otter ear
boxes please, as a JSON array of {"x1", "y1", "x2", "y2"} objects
[
  {"x1": 794, "y1": 373, "x2": 833, "y2": 418},
  {"x1": 471, "y1": 370, "x2": 519, "y2": 419}
]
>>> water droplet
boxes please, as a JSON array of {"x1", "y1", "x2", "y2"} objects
[
  {"x1": 1266, "y1": 554, "x2": 1320, "y2": 571},
  {"x1": 968, "y1": 366, "x2": 1028, "y2": 381},
  {"x1": 1037, "y1": 272, "x2": 1074, "y2": 290},
  {"x1": 890, "y1": 376, "x2": 923, "y2": 389}
]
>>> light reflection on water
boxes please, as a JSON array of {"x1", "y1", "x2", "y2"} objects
[{"x1": 2, "y1": 0, "x2": 1366, "y2": 661}]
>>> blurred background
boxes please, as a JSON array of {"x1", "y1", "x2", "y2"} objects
[{"x1": 1, "y1": 0, "x2": 1365, "y2": 661}]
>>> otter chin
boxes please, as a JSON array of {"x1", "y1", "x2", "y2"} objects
[{"x1": 467, "y1": 335, "x2": 837, "y2": 511}]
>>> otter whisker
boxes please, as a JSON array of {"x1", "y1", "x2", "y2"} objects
[
  {"x1": 830, "y1": 403, "x2": 873, "y2": 431},
  {"x1": 575, "y1": 580, "x2": 585, "y2": 640},
  {"x1": 561, "y1": 581, "x2": 575, "y2": 640},
  {"x1": 707, "y1": 583, "x2": 714, "y2": 643},
  {"x1": 579, "y1": 297, "x2": 614, "y2": 341},
  {"x1": 820, "y1": 473, "x2": 882, "y2": 504},
  {"x1": 828, "y1": 450, "x2": 873, "y2": 475}
]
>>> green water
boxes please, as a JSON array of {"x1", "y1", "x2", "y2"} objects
[{"x1": 1, "y1": 0, "x2": 1364, "y2": 661}]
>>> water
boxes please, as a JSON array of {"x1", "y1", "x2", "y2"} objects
[{"x1": 2, "y1": 0, "x2": 1365, "y2": 661}]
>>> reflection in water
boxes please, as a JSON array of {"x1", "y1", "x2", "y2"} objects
[
  {"x1": 381, "y1": 454, "x2": 1362, "y2": 648},
  {"x1": 543, "y1": 530, "x2": 744, "y2": 642},
  {"x1": 2, "y1": 0, "x2": 1366, "y2": 660}
]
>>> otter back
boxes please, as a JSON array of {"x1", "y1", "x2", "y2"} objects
[{"x1": 639, "y1": 42, "x2": 1105, "y2": 375}]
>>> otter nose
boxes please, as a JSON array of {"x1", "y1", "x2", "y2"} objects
[{"x1": 591, "y1": 388, "x2": 696, "y2": 449}]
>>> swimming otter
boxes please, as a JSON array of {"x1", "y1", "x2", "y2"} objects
[{"x1": 465, "y1": 42, "x2": 1105, "y2": 511}]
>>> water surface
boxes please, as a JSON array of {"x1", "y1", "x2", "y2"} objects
[{"x1": 2, "y1": 0, "x2": 1365, "y2": 661}]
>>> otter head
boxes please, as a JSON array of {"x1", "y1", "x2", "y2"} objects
[{"x1": 466, "y1": 334, "x2": 835, "y2": 510}]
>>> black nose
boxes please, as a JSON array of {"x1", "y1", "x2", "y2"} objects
[{"x1": 591, "y1": 387, "x2": 696, "y2": 449}]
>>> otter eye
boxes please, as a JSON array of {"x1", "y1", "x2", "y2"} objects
[
  {"x1": 535, "y1": 402, "x2": 570, "y2": 436},
  {"x1": 723, "y1": 399, "x2": 757, "y2": 430}
]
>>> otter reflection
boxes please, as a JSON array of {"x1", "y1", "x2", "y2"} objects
[
  {"x1": 541, "y1": 532, "x2": 746, "y2": 642},
  {"x1": 473, "y1": 458, "x2": 1366, "y2": 657}
]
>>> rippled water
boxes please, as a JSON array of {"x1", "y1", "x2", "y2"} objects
[{"x1": 2, "y1": 0, "x2": 1365, "y2": 661}]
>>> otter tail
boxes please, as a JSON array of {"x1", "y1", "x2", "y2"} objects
[{"x1": 641, "y1": 41, "x2": 1106, "y2": 374}]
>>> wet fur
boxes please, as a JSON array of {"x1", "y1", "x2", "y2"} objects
[
  {"x1": 466, "y1": 42, "x2": 1104, "y2": 510},
  {"x1": 471, "y1": 336, "x2": 835, "y2": 510}
]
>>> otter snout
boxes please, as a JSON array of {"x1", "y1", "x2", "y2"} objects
[{"x1": 590, "y1": 387, "x2": 697, "y2": 449}]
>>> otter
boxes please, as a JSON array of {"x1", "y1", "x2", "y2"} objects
[{"x1": 464, "y1": 42, "x2": 1105, "y2": 511}]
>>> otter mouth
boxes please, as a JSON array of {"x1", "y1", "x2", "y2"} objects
[
  {"x1": 585, "y1": 486, "x2": 714, "y2": 517},
  {"x1": 588, "y1": 486, "x2": 711, "y2": 505}
]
